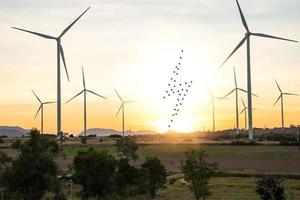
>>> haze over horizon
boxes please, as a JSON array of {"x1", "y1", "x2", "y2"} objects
[{"x1": 0, "y1": 0, "x2": 299, "y2": 134}]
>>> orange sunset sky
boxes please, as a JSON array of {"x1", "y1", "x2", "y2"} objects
[{"x1": 0, "y1": 0, "x2": 299, "y2": 134}]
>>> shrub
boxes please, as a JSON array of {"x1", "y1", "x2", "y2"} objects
[
  {"x1": 181, "y1": 149, "x2": 217, "y2": 200},
  {"x1": 116, "y1": 136, "x2": 139, "y2": 161},
  {"x1": 141, "y1": 157, "x2": 167, "y2": 198},
  {"x1": 73, "y1": 148, "x2": 117, "y2": 198},
  {"x1": 256, "y1": 176, "x2": 286, "y2": 200}
]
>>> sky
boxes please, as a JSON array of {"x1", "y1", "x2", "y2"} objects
[{"x1": 0, "y1": 0, "x2": 299, "y2": 134}]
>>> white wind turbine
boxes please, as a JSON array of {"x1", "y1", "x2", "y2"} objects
[
  {"x1": 207, "y1": 89, "x2": 223, "y2": 132},
  {"x1": 32, "y1": 90, "x2": 56, "y2": 134},
  {"x1": 240, "y1": 98, "x2": 248, "y2": 130},
  {"x1": 220, "y1": 0, "x2": 298, "y2": 140},
  {"x1": 114, "y1": 89, "x2": 134, "y2": 136},
  {"x1": 13, "y1": 7, "x2": 90, "y2": 135},
  {"x1": 273, "y1": 79, "x2": 297, "y2": 130},
  {"x1": 66, "y1": 67, "x2": 106, "y2": 137},
  {"x1": 222, "y1": 67, "x2": 257, "y2": 136}
]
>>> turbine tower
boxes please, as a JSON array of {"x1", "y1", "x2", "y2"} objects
[
  {"x1": 66, "y1": 67, "x2": 106, "y2": 137},
  {"x1": 273, "y1": 79, "x2": 297, "y2": 130},
  {"x1": 222, "y1": 67, "x2": 257, "y2": 136},
  {"x1": 220, "y1": 0, "x2": 297, "y2": 140},
  {"x1": 115, "y1": 89, "x2": 133, "y2": 136},
  {"x1": 13, "y1": 7, "x2": 90, "y2": 135},
  {"x1": 207, "y1": 89, "x2": 223, "y2": 132},
  {"x1": 32, "y1": 90, "x2": 56, "y2": 134}
]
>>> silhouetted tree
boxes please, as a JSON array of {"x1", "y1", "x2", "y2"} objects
[
  {"x1": 2, "y1": 129, "x2": 61, "y2": 200},
  {"x1": 256, "y1": 176, "x2": 286, "y2": 200},
  {"x1": 116, "y1": 136, "x2": 139, "y2": 160},
  {"x1": 73, "y1": 148, "x2": 117, "y2": 198},
  {"x1": 141, "y1": 157, "x2": 167, "y2": 198},
  {"x1": 181, "y1": 150, "x2": 217, "y2": 200}
]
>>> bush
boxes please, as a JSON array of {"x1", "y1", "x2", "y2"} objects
[
  {"x1": 73, "y1": 148, "x2": 117, "y2": 198},
  {"x1": 80, "y1": 136, "x2": 87, "y2": 144},
  {"x1": 116, "y1": 136, "x2": 139, "y2": 161},
  {"x1": 256, "y1": 176, "x2": 286, "y2": 200},
  {"x1": 181, "y1": 150, "x2": 217, "y2": 200},
  {"x1": 141, "y1": 157, "x2": 167, "y2": 198}
]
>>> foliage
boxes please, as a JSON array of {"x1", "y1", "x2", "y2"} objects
[
  {"x1": 80, "y1": 136, "x2": 87, "y2": 144},
  {"x1": 73, "y1": 148, "x2": 117, "y2": 198},
  {"x1": 10, "y1": 139, "x2": 22, "y2": 149},
  {"x1": 141, "y1": 157, "x2": 167, "y2": 198},
  {"x1": 1, "y1": 128, "x2": 61, "y2": 200},
  {"x1": 0, "y1": 150, "x2": 11, "y2": 171},
  {"x1": 256, "y1": 176, "x2": 286, "y2": 200},
  {"x1": 116, "y1": 136, "x2": 139, "y2": 160},
  {"x1": 116, "y1": 158, "x2": 141, "y2": 197},
  {"x1": 181, "y1": 149, "x2": 217, "y2": 200}
]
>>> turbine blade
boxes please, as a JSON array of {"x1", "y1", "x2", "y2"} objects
[
  {"x1": 239, "y1": 108, "x2": 246, "y2": 115},
  {"x1": 12, "y1": 27, "x2": 56, "y2": 40},
  {"x1": 59, "y1": 7, "x2": 91, "y2": 38},
  {"x1": 66, "y1": 90, "x2": 83, "y2": 103},
  {"x1": 222, "y1": 89, "x2": 235, "y2": 99},
  {"x1": 273, "y1": 95, "x2": 282, "y2": 106},
  {"x1": 236, "y1": 0, "x2": 249, "y2": 32},
  {"x1": 208, "y1": 88, "x2": 213, "y2": 97},
  {"x1": 87, "y1": 90, "x2": 106, "y2": 99},
  {"x1": 124, "y1": 101, "x2": 136, "y2": 103},
  {"x1": 274, "y1": 79, "x2": 282, "y2": 93},
  {"x1": 220, "y1": 36, "x2": 247, "y2": 68},
  {"x1": 82, "y1": 66, "x2": 86, "y2": 89},
  {"x1": 34, "y1": 104, "x2": 42, "y2": 119},
  {"x1": 237, "y1": 88, "x2": 258, "y2": 97},
  {"x1": 233, "y1": 66, "x2": 237, "y2": 87},
  {"x1": 252, "y1": 33, "x2": 298, "y2": 43},
  {"x1": 283, "y1": 93, "x2": 298, "y2": 96},
  {"x1": 115, "y1": 104, "x2": 123, "y2": 117},
  {"x1": 59, "y1": 43, "x2": 70, "y2": 82},
  {"x1": 31, "y1": 90, "x2": 42, "y2": 103},
  {"x1": 205, "y1": 100, "x2": 213, "y2": 110},
  {"x1": 114, "y1": 88, "x2": 123, "y2": 102},
  {"x1": 44, "y1": 101, "x2": 56, "y2": 104},
  {"x1": 241, "y1": 98, "x2": 246, "y2": 107}
]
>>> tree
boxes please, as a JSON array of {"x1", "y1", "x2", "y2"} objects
[
  {"x1": 116, "y1": 136, "x2": 139, "y2": 160},
  {"x1": 73, "y1": 148, "x2": 117, "y2": 198},
  {"x1": 116, "y1": 158, "x2": 140, "y2": 197},
  {"x1": 2, "y1": 128, "x2": 61, "y2": 200},
  {"x1": 0, "y1": 150, "x2": 11, "y2": 171},
  {"x1": 256, "y1": 176, "x2": 286, "y2": 200},
  {"x1": 141, "y1": 157, "x2": 167, "y2": 198},
  {"x1": 181, "y1": 150, "x2": 217, "y2": 200}
]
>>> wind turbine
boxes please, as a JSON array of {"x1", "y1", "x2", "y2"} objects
[
  {"x1": 207, "y1": 89, "x2": 223, "y2": 132},
  {"x1": 240, "y1": 98, "x2": 248, "y2": 130},
  {"x1": 220, "y1": 0, "x2": 298, "y2": 140},
  {"x1": 115, "y1": 89, "x2": 134, "y2": 136},
  {"x1": 13, "y1": 7, "x2": 91, "y2": 135},
  {"x1": 273, "y1": 79, "x2": 297, "y2": 130},
  {"x1": 222, "y1": 67, "x2": 257, "y2": 136},
  {"x1": 66, "y1": 67, "x2": 106, "y2": 137},
  {"x1": 32, "y1": 90, "x2": 56, "y2": 134}
]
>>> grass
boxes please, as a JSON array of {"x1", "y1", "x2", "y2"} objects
[{"x1": 64, "y1": 176, "x2": 300, "y2": 200}]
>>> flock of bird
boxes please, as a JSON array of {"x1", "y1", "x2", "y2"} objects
[
  {"x1": 11, "y1": 1, "x2": 298, "y2": 139},
  {"x1": 163, "y1": 50, "x2": 193, "y2": 129}
]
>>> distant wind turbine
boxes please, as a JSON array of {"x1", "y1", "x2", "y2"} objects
[
  {"x1": 240, "y1": 98, "x2": 248, "y2": 130},
  {"x1": 13, "y1": 7, "x2": 91, "y2": 135},
  {"x1": 273, "y1": 79, "x2": 297, "y2": 130},
  {"x1": 32, "y1": 90, "x2": 56, "y2": 134},
  {"x1": 220, "y1": 0, "x2": 298, "y2": 140},
  {"x1": 222, "y1": 67, "x2": 257, "y2": 136},
  {"x1": 115, "y1": 89, "x2": 134, "y2": 136},
  {"x1": 66, "y1": 67, "x2": 106, "y2": 137},
  {"x1": 207, "y1": 89, "x2": 223, "y2": 132}
]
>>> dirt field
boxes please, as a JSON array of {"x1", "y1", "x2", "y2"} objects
[{"x1": 55, "y1": 144, "x2": 300, "y2": 173}]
